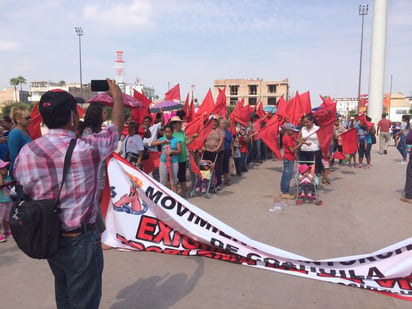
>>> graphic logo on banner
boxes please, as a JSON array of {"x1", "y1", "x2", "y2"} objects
[{"x1": 112, "y1": 172, "x2": 148, "y2": 215}]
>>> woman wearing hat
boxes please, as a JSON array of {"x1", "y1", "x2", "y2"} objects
[{"x1": 170, "y1": 115, "x2": 198, "y2": 197}]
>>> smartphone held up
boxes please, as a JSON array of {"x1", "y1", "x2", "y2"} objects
[{"x1": 91, "y1": 80, "x2": 109, "y2": 92}]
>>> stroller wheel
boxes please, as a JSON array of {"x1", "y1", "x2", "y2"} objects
[
  {"x1": 296, "y1": 199, "x2": 303, "y2": 205},
  {"x1": 205, "y1": 193, "x2": 211, "y2": 199},
  {"x1": 190, "y1": 192, "x2": 195, "y2": 198}
]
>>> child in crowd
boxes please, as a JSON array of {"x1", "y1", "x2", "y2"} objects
[
  {"x1": 0, "y1": 160, "x2": 12, "y2": 243},
  {"x1": 280, "y1": 123, "x2": 302, "y2": 199},
  {"x1": 238, "y1": 127, "x2": 249, "y2": 172},
  {"x1": 195, "y1": 160, "x2": 214, "y2": 193},
  {"x1": 298, "y1": 164, "x2": 315, "y2": 199}
]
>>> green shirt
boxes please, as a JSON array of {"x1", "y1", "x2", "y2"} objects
[{"x1": 173, "y1": 130, "x2": 188, "y2": 162}]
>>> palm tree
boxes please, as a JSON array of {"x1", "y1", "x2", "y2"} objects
[
  {"x1": 17, "y1": 76, "x2": 26, "y2": 101},
  {"x1": 9, "y1": 77, "x2": 19, "y2": 102}
]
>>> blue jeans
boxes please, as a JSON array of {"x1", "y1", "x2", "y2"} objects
[
  {"x1": 280, "y1": 159, "x2": 294, "y2": 194},
  {"x1": 47, "y1": 228, "x2": 103, "y2": 309},
  {"x1": 397, "y1": 135, "x2": 408, "y2": 160}
]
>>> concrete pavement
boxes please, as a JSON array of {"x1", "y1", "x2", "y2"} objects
[{"x1": 2, "y1": 143, "x2": 412, "y2": 309}]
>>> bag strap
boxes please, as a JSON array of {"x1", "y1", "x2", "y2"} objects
[{"x1": 55, "y1": 138, "x2": 76, "y2": 207}]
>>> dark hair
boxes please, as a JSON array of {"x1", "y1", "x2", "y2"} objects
[
  {"x1": 303, "y1": 113, "x2": 317, "y2": 125},
  {"x1": 39, "y1": 90, "x2": 77, "y2": 129},
  {"x1": 2, "y1": 116, "x2": 12, "y2": 124},
  {"x1": 164, "y1": 123, "x2": 174, "y2": 132},
  {"x1": 176, "y1": 110, "x2": 186, "y2": 119},
  {"x1": 402, "y1": 114, "x2": 410, "y2": 130},
  {"x1": 79, "y1": 102, "x2": 105, "y2": 135},
  {"x1": 128, "y1": 121, "x2": 139, "y2": 131},
  {"x1": 144, "y1": 116, "x2": 152, "y2": 123}
]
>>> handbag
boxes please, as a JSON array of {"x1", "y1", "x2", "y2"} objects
[{"x1": 9, "y1": 139, "x2": 76, "y2": 259}]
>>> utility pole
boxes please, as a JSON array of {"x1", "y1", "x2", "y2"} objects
[{"x1": 357, "y1": 4, "x2": 368, "y2": 114}]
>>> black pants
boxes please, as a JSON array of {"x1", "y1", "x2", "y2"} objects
[{"x1": 404, "y1": 158, "x2": 412, "y2": 199}]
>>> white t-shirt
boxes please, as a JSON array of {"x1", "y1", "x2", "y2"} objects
[
  {"x1": 143, "y1": 122, "x2": 162, "y2": 152},
  {"x1": 122, "y1": 134, "x2": 144, "y2": 157},
  {"x1": 301, "y1": 124, "x2": 320, "y2": 152}
]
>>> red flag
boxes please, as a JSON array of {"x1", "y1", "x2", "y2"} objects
[
  {"x1": 313, "y1": 99, "x2": 336, "y2": 157},
  {"x1": 165, "y1": 84, "x2": 180, "y2": 101},
  {"x1": 212, "y1": 87, "x2": 227, "y2": 117},
  {"x1": 196, "y1": 89, "x2": 214, "y2": 117},
  {"x1": 258, "y1": 118, "x2": 281, "y2": 160},
  {"x1": 341, "y1": 128, "x2": 358, "y2": 154},
  {"x1": 287, "y1": 91, "x2": 312, "y2": 126},
  {"x1": 27, "y1": 102, "x2": 42, "y2": 140},
  {"x1": 142, "y1": 152, "x2": 161, "y2": 174},
  {"x1": 188, "y1": 119, "x2": 214, "y2": 151},
  {"x1": 189, "y1": 152, "x2": 201, "y2": 177},
  {"x1": 332, "y1": 151, "x2": 346, "y2": 160},
  {"x1": 77, "y1": 105, "x2": 85, "y2": 119},
  {"x1": 255, "y1": 102, "x2": 266, "y2": 119},
  {"x1": 185, "y1": 114, "x2": 207, "y2": 139},
  {"x1": 187, "y1": 97, "x2": 195, "y2": 123},
  {"x1": 183, "y1": 93, "x2": 190, "y2": 117},
  {"x1": 133, "y1": 89, "x2": 152, "y2": 108}
]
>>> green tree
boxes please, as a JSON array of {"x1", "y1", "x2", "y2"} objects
[
  {"x1": 9, "y1": 77, "x2": 19, "y2": 102},
  {"x1": 58, "y1": 80, "x2": 66, "y2": 86}
]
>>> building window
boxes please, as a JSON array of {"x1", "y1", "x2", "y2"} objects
[
  {"x1": 230, "y1": 85, "x2": 239, "y2": 96},
  {"x1": 230, "y1": 97, "x2": 238, "y2": 106},
  {"x1": 249, "y1": 97, "x2": 257, "y2": 105},
  {"x1": 268, "y1": 97, "x2": 277, "y2": 105},
  {"x1": 248, "y1": 85, "x2": 257, "y2": 95},
  {"x1": 268, "y1": 84, "x2": 277, "y2": 93}
]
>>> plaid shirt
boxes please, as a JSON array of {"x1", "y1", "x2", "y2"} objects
[{"x1": 14, "y1": 126, "x2": 118, "y2": 232}]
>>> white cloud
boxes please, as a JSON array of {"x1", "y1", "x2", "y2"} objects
[
  {"x1": 0, "y1": 40, "x2": 20, "y2": 51},
  {"x1": 82, "y1": 0, "x2": 152, "y2": 27}
]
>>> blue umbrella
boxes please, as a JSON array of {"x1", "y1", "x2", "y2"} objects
[{"x1": 263, "y1": 105, "x2": 277, "y2": 113}]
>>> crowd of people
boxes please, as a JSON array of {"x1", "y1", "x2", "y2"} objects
[{"x1": 0, "y1": 77, "x2": 411, "y2": 308}]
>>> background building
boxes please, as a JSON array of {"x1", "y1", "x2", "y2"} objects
[{"x1": 214, "y1": 78, "x2": 289, "y2": 106}]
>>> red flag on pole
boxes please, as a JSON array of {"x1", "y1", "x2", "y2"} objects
[
  {"x1": 165, "y1": 84, "x2": 181, "y2": 101},
  {"x1": 133, "y1": 89, "x2": 152, "y2": 108},
  {"x1": 258, "y1": 117, "x2": 281, "y2": 160},
  {"x1": 195, "y1": 89, "x2": 214, "y2": 117},
  {"x1": 341, "y1": 128, "x2": 358, "y2": 154},
  {"x1": 313, "y1": 99, "x2": 336, "y2": 157},
  {"x1": 188, "y1": 119, "x2": 214, "y2": 151},
  {"x1": 212, "y1": 86, "x2": 227, "y2": 117},
  {"x1": 27, "y1": 102, "x2": 42, "y2": 140}
]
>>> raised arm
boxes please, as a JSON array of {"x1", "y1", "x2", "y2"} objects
[{"x1": 107, "y1": 79, "x2": 125, "y2": 136}]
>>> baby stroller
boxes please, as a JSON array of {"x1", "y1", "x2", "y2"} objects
[
  {"x1": 294, "y1": 156, "x2": 322, "y2": 206},
  {"x1": 190, "y1": 157, "x2": 216, "y2": 199}
]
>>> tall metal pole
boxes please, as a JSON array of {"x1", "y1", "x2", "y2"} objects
[
  {"x1": 75, "y1": 27, "x2": 83, "y2": 99},
  {"x1": 357, "y1": 4, "x2": 368, "y2": 114}
]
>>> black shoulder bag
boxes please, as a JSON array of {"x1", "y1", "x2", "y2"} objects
[{"x1": 9, "y1": 139, "x2": 76, "y2": 259}]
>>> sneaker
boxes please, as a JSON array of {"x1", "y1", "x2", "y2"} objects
[
  {"x1": 216, "y1": 185, "x2": 222, "y2": 191},
  {"x1": 281, "y1": 193, "x2": 295, "y2": 200},
  {"x1": 365, "y1": 165, "x2": 371, "y2": 169},
  {"x1": 311, "y1": 194, "x2": 317, "y2": 199},
  {"x1": 358, "y1": 164, "x2": 362, "y2": 168},
  {"x1": 195, "y1": 187, "x2": 201, "y2": 193},
  {"x1": 201, "y1": 187, "x2": 206, "y2": 193},
  {"x1": 4, "y1": 230, "x2": 12, "y2": 238},
  {"x1": 0, "y1": 236, "x2": 6, "y2": 243}
]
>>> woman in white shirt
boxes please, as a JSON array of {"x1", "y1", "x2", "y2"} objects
[{"x1": 122, "y1": 121, "x2": 144, "y2": 167}]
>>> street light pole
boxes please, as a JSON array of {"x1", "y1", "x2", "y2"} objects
[
  {"x1": 357, "y1": 4, "x2": 368, "y2": 114},
  {"x1": 75, "y1": 27, "x2": 84, "y2": 99}
]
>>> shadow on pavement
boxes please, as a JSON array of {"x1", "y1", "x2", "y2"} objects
[{"x1": 110, "y1": 258, "x2": 204, "y2": 309}]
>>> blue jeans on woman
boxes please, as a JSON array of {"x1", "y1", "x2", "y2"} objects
[
  {"x1": 397, "y1": 135, "x2": 408, "y2": 160},
  {"x1": 280, "y1": 159, "x2": 294, "y2": 194},
  {"x1": 47, "y1": 227, "x2": 103, "y2": 309}
]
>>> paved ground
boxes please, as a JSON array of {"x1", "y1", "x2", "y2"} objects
[{"x1": 2, "y1": 143, "x2": 412, "y2": 309}]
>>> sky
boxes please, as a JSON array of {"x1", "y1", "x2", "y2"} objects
[{"x1": 1, "y1": 0, "x2": 411, "y2": 105}]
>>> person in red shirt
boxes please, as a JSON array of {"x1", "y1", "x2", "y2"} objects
[
  {"x1": 377, "y1": 113, "x2": 392, "y2": 154},
  {"x1": 280, "y1": 123, "x2": 303, "y2": 199}
]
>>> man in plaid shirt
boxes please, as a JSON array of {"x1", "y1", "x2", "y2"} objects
[{"x1": 14, "y1": 79, "x2": 124, "y2": 309}]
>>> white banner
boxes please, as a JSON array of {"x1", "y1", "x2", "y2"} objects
[{"x1": 102, "y1": 154, "x2": 412, "y2": 301}]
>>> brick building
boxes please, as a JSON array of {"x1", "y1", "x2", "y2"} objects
[{"x1": 214, "y1": 78, "x2": 289, "y2": 106}]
